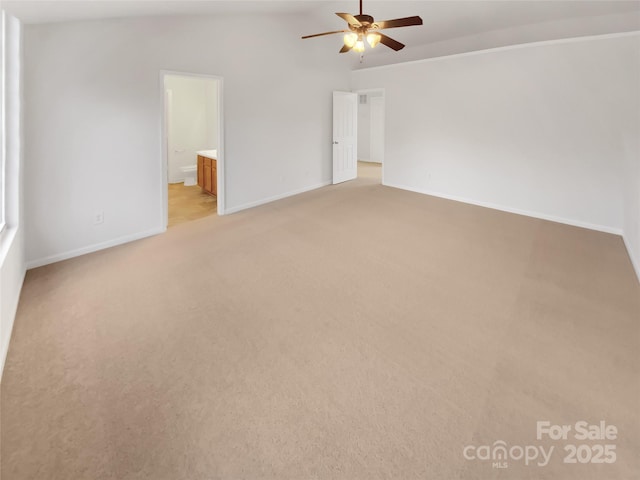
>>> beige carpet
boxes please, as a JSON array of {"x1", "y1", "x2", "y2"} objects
[{"x1": 2, "y1": 164, "x2": 639, "y2": 479}]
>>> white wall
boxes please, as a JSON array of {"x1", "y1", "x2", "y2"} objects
[
  {"x1": 357, "y1": 91, "x2": 384, "y2": 163},
  {"x1": 352, "y1": 33, "x2": 640, "y2": 234},
  {"x1": 622, "y1": 86, "x2": 640, "y2": 282},
  {"x1": 204, "y1": 79, "x2": 218, "y2": 154},
  {"x1": 0, "y1": 10, "x2": 26, "y2": 378},
  {"x1": 165, "y1": 75, "x2": 217, "y2": 184},
  {"x1": 357, "y1": 96, "x2": 370, "y2": 161},
  {"x1": 369, "y1": 95, "x2": 384, "y2": 164},
  {"x1": 24, "y1": 14, "x2": 350, "y2": 267}
]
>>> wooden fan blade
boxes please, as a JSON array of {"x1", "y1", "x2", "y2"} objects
[
  {"x1": 373, "y1": 16, "x2": 423, "y2": 30},
  {"x1": 378, "y1": 33, "x2": 405, "y2": 51},
  {"x1": 302, "y1": 30, "x2": 348, "y2": 39},
  {"x1": 339, "y1": 44, "x2": 353, "y2": 53},
  {"x1": 336, "y1": 12, "x2": 362, "y2": 26}
]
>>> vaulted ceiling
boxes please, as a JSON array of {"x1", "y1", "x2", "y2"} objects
[{"x1": 5, "y1": 0, "x2": 640, "y2": 67}]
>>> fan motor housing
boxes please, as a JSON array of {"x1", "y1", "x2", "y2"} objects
[{"x1": 354, "y1": 14, "x2": 374, "y2": 26}]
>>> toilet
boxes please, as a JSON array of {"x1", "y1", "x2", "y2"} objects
[{"x1": 181, "y1": 165, "x2": 197, "y2": 186}]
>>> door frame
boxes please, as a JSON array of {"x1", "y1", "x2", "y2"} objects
[
  {"x1": 160, "y1": 70, "x2": 225, "y2": 229},
  {"x1": 355, "y1": 88, "x2": 385, "y2": 185}
]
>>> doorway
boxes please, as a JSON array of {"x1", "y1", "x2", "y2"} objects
[
  {"x1": 356, "y1": 89, "x2": 384, "y2": 183},
  {"x1": 161, "y1": 71, "x2": 224, "y2": 229}
]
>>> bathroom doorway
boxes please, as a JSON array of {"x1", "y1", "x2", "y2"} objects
[
  {"x1": 356, "y1": 89, "x2": 384, "y2": 184},
  {"x1": 161, "y1": 71, "x2": 224, "y2": 228}
]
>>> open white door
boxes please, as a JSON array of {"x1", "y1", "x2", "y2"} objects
[{"x1": 333, "y1": 91, "x2": 358, "y2": 184}]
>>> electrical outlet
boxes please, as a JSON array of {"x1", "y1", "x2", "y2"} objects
[{"x1": 94, "y1": 211, "x2": 104, "y2": 225}]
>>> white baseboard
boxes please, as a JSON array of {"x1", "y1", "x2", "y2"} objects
[
  {"x1": 224, "y1": 180, "x2": 332, "y2": 215},
  {"x1": 26, "y1": 227, "x2": 166, "y2": 270},
  {"x1": 385, "y1": 182, "x2": 624, "y2": 236},
  {"x1": 623, "y1": 235, "x2": 640, "y2": 284}
]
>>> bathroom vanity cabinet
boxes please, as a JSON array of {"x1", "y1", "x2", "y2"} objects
[{"x1": 197, "y1": 154, "x2": 217, "y2": 196}]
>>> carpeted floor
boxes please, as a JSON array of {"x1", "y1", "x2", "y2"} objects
[{"x1": 2, "y1": 165, "x2": 639, "y2": 479}]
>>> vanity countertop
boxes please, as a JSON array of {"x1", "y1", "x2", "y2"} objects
[{"x1": 197, "y1": 149, "x2": 217, "y2": 160}]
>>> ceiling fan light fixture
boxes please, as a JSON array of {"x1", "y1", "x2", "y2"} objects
[
  {"x1": 343, "y1": 32, "x2": 358, "y2": 48},
  {"x1": 302, "y1": 0, "x2": 423, "y2": 55},
  {"x1": 366, "y1": 33, "x2": 381, "y2": 48}
]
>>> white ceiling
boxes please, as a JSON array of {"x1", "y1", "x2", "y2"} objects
[
  {"x1": 4, "y1": 0, "x2": 639, "y2": 27},
  {"x1": 306, "y1": 1, "x2": 639, "y2": 51},
  {"x1": 4, "y1": 0, "x2": 640, "y2": 65},
  {"x1": 3, "y1": 0, "x2": 333, "y2": 23}
]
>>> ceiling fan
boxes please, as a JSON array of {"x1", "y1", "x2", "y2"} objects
[{"x1": 302, "y1": 0, "x2": 423, "y2": 54}]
